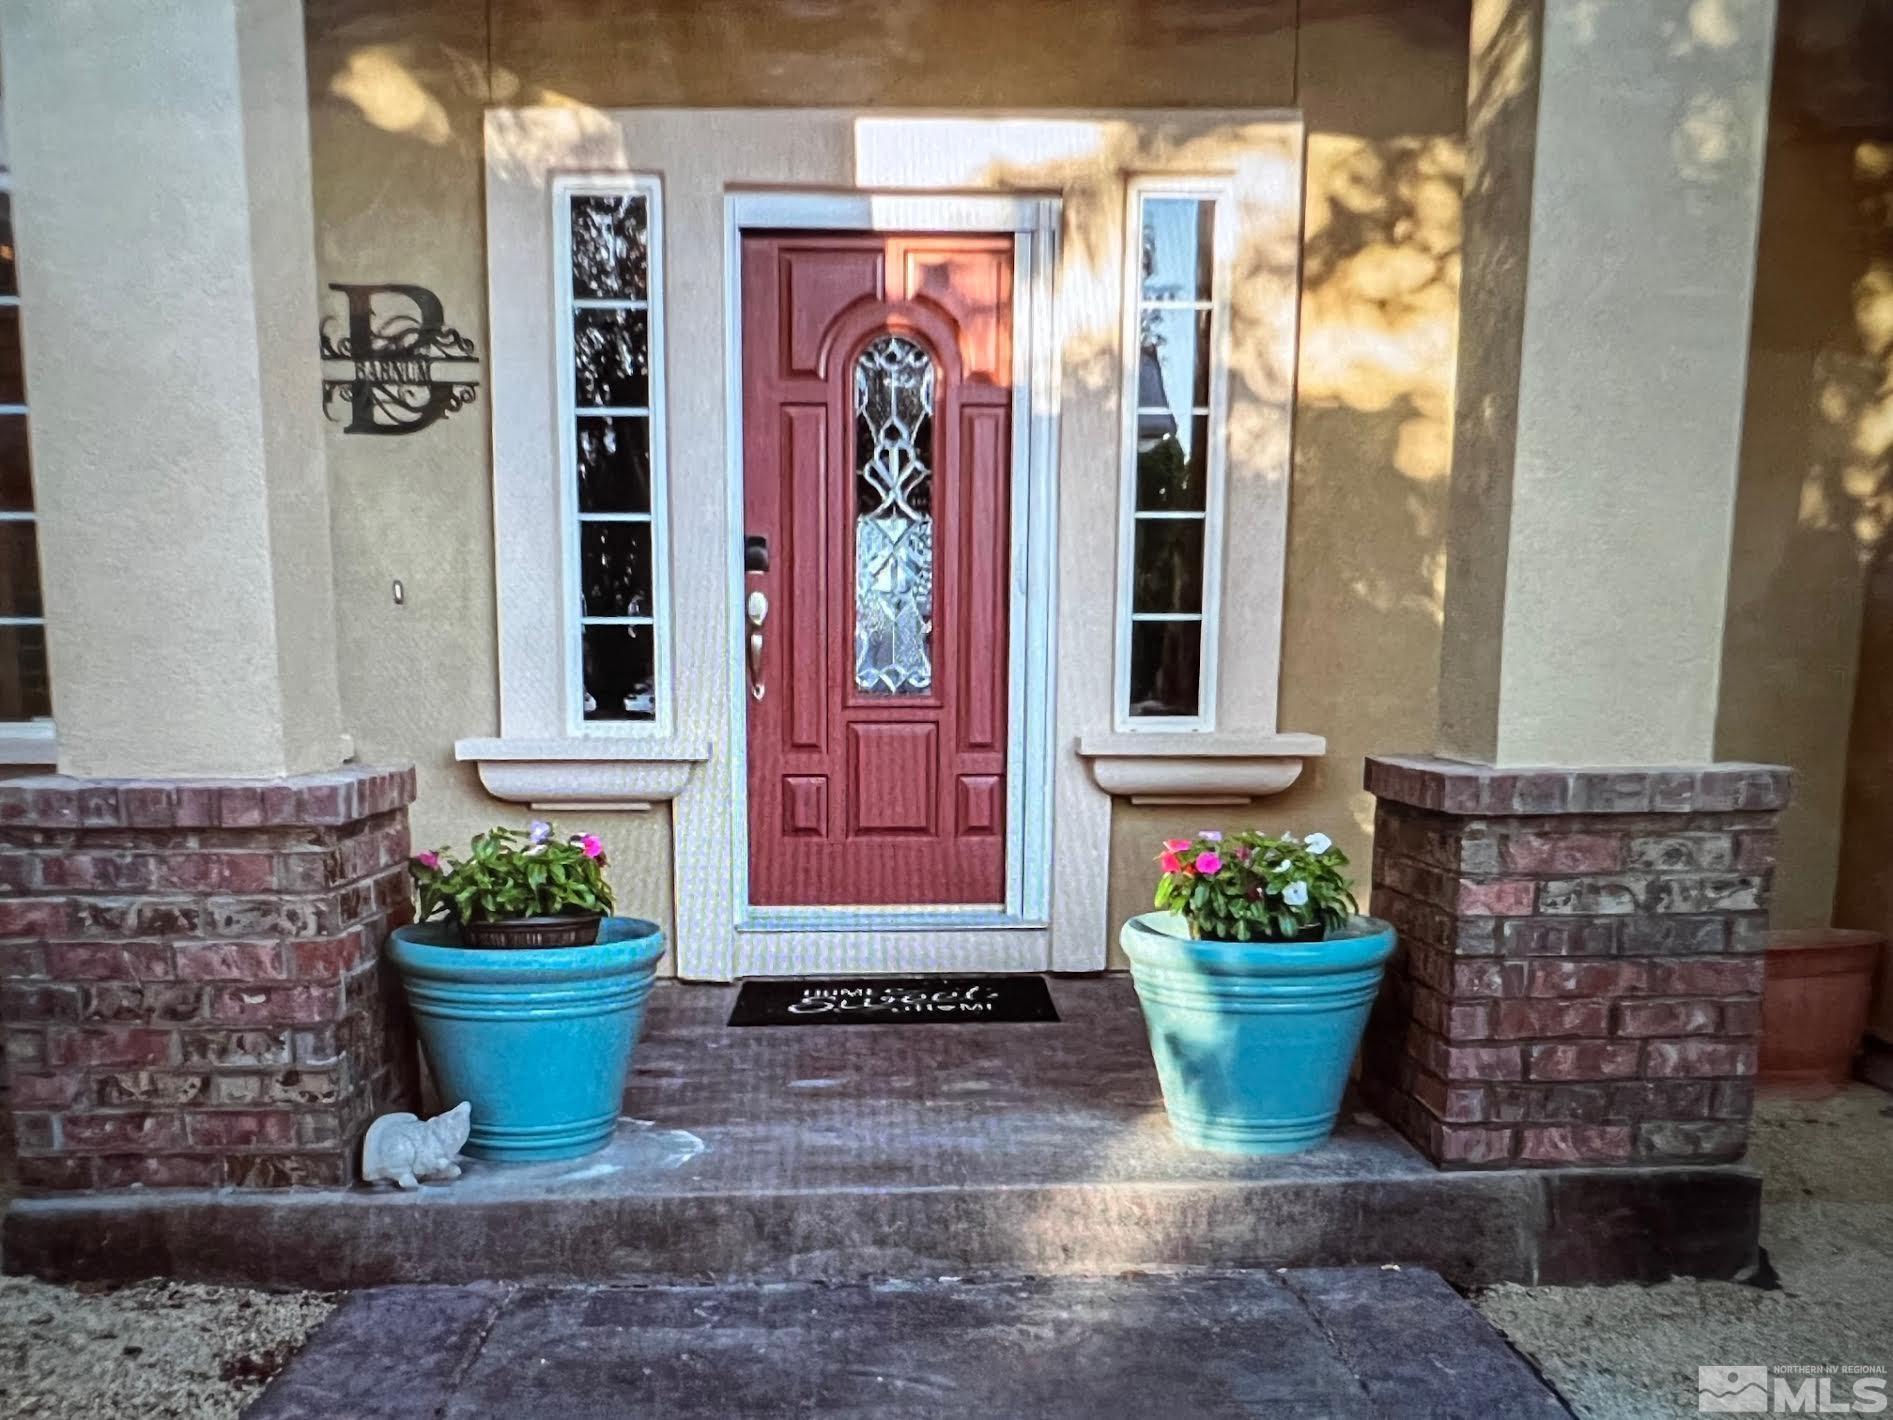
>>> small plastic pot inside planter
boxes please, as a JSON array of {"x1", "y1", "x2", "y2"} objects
[{"x1": 460, "y1": 913, "x2": 603, "y2": 950}]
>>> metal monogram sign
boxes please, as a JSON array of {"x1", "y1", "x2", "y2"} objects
[{"x1": 319, "y1": 283, "x2": 480, "y2": 435}]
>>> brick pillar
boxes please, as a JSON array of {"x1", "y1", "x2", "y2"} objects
[
  {"x1": 1360, "y1": 756, "x2": 1789, "y2": 1170},
  {"x1": 0, "y1": 766, "x2": 419, "y2": 1189}
]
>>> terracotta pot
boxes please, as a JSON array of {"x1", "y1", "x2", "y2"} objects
[
  {"x1": 459, "y1": 913, "x2": 602, "y2": 950},
  {"x1": 1759, "y1": 929, "x2": 1883, "y2": 1092}
]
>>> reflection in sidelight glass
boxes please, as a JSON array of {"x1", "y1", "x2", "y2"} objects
[{"x1": 852, "y1": 335, "x2": 935, "y2": 695}]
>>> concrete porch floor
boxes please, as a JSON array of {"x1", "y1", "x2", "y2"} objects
[{"x1": 3, "y1": 979, "x2": 1759, "y2": 1289}]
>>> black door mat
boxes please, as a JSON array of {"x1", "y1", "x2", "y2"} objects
[{"x1": 728, "y1": 974, "x2": 1059, "y2": 1026}]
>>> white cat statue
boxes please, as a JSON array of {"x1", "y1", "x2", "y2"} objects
[{"x1": 361, "y1": 1101, "x2": 472, "y2": 1189}]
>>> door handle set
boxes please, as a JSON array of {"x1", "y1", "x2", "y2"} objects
[{"x1": 746, "y1": 589, "x2": 769, "y2": 701}]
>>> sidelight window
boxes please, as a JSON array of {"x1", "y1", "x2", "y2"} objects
[
  {"x1": 0, "y1": 170, "x2": 51, "y2": 734},
  {"x1": 556, "y1": 177, "x2": 671, "y2": 733},
  {"x1": 1116, "y1": 182, "x2": 1230, "y2": 730},
  {"x1": 852, "y1": 334, "x2": 936, "y2": 695}
]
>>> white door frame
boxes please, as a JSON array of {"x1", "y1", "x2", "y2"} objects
[{"x1": 723, "y1": 192, "x2": 1062, "y2": 955}]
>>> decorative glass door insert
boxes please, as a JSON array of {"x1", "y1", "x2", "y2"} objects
[{"x1": 852, "y1": 334, "x2": 935, "y2": 695}]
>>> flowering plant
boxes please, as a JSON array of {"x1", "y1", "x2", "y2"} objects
[
  {"x1": 409, "y1": 821, "x2": 614, "y2": 925},
  {"x1": 1152, "y1": 829, "x2": 1356, "y2": 942}
]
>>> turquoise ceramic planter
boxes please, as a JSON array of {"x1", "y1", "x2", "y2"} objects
[
  {"x1": 1120, "y1": 912, "x2": 1396, "y2": 1155},
  {"x1": 387, "y1": 917, "x2": 665, "y2": 1163}
]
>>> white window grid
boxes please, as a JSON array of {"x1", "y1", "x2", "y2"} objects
[
  {"x1": 1113, "y1": 178, "x2": 1234, "y2": 733},
  {"x1": 551, "y1": 174, "x2": 673, "y2": 738}
]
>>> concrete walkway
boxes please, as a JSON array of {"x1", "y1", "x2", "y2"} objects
[{"x1": 247, "y1": 1266, "x2": 1568, "y2": 1419}]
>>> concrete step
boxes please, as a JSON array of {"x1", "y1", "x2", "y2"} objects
[
  {"x1": 245, "y1": 1268, "x2": 1574, "y2": 1420},
  {"x1": 2, "y1": 980, "x2": 1758, "y2": 1289}
]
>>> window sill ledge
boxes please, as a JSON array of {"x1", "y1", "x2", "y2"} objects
[
  {"x1": 0, "y1": 721, "x2": 57, "y2": 768},
  {"x1": 454, "y1": 736, "x2": 711, "y2": 812},
  {"x1": 1076, "y1": 732, "x2": 1324, "y2": 805}
]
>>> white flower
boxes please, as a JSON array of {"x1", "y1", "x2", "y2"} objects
[
  {"x1": 1198, "y1": 830, "x2": 1223, "y2": 842},
  {"x1": 528, "y1": 819, "x2": 553, "y2": 845},
  {"x1": 1306, "y1": 832, "x2": 1333, "y2": 855},
  {"x1": 1280, "y1": 831, "x2": 1298, "y2": 844},
  {"x1": 1282, "y1": 880, "x2": 1309, "y2": 907}
]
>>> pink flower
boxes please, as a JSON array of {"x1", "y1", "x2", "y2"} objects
[
  {"x1": 1159, "y1": 851, "x2": 1183, "y2": 874},
  {"x1": 1163, "y1": 838, "x2": 1191, "y2": 852},
  {"x1": 415, "y1": 851, "x2": 439, "y2": 870},
  {"x1": 1194, "y1": 851, "x2": 1223, "y2": 874},
  {"x1": 580, "y1": 835, "x2": 605, "y2": 859},
  {"x1": 1230, "y1": 844, "x2": 1252, "y2": 863}
]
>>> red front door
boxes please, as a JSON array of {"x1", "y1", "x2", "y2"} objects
[{"x1": 742, "y1": 233, "x2": 1013, "y2": 907}]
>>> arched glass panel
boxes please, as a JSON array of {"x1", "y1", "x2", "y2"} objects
[{"x1": 853, "y1": 334, "x2": 935, "y2": 694}]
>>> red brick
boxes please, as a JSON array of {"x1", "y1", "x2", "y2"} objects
[
  {"x1": 1530, "y1": 1084, "x2": 1613, "y2": 1122},
  {"x1": 45, "y1": 1026, "x2": 175, "y2": 1068},
  {"x1": 1734, "y1": 833, "x2": 1778, "y2": 872},
  {"x1": 95, "y1": 1154, "x2": 225, "y2": 1189},
  {"x1": 1636, "y1": 1120, "x2": 1748, "y2": 1161},
  {"x1": 16, "y1": 1155, "x2": 94, "y2": 1189},
  {"x1": 1436, "y1": 1043, "x2": 1524, "y2": 1081},
  {"x1": 45, "y1": 940, "x2": 170, "y2": 980},
  {"x1": 121, "y1": 786, "x2": 179, "y2": 828},
  {"x1": 1645, "y1": 1038, "x2": 1757, "y2": 1078},
  {"x1": 173, "y1": 940, "x2": 288, "y2": 981},
  {"x1": 186, "y1": 1110, "x2": 298, "y2": 1147},
  {"x1": 1501, "y1": 833, "x2": 1622, "y2": 874},
  {"x1": 39, "y1": 853, "x2": 159, "y2": 891},
  {"x1": 207, "y1": 984, "x2": 342, "y2": 1025},
  {"x1": 1412, "y1": 1072, "x2": 1487, "y2": 1123},
  {"x1": 1527, "y1": 1041, "x2": 1642, "y2": 1080},
  {"x1": 1432, "y1": 1123, "x2": 1515, "y2": 1164},
  {"x1": 178, "y1": 1028, "x2": 292, "y2": 1068},
  {"x1": 95, "y1": 1070, "x2": 210, "y2": 1106},
  {"x1": 1650, "y1": 959, "x2": 1763, "y2": 995},
  {"x1": 1615, "y1": 999, "x2": 1719, "y2": 1037},
  {"x1": 1528, "y1": 960, "x2": 1649, "y2": 998},
  {"x1": 1493, "y1": 999, "x2": 1610, "y2": 1039},
  {"x1": 9, "y1": 1070, "x2": 85, "y2": 1107},
  {"x1": 226, "y1": 1152, "x2": 349, "y2": 1188},
  {"x1": 1450, "y1": 959, "x2": 1519, "y2": 998},
  {"x1": 1499, "y1": 919, "x2": 1617, "y2": 958},
  {"x1": 289, "y1": 931, "x2": 369, "y2": 980},
  {"x1": 61, "y1": 1112, "x2": 186, "y2": 1151},
  {"x1": 1519, "y1": 1125, "x2": 1633, "y2": 1164},
  {"x1": 1718, "y1": 999, "x2": 1760, "y2": 1037},
  {"x1": 1444, "y1": 1002, "x2": 1492, "y2": 1041},
  {"x1": 0, "y1": 898, "x2": 74, "y2": 939},
  {"x1": 1456, "y1": 879, "x2": 1537, "y2": 916},
  {"x1": 218, "y1": 787, "x2": 267, "y2": 828},
  {"x1": 1, "y1": 983, "x2": 82, "y2": 1022}
]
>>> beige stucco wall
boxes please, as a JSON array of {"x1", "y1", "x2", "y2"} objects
[
  {"x1": 7, "y1": 0, "x2": 346, "y2": 779},
  {"x1": 304, "y1": 0, "x2": 1473, "y2": 968}
]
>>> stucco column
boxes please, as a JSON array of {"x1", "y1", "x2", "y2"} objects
[
  {"x1": 1439, "y1": 0, "x2": 1778, "y2": 766},
  {"x1": 1361, "y1": 0, "x2": 1787, "y2": 1175},
  {"x1": 0, "y1": 0, "x2": 344, "y2": 779}
]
